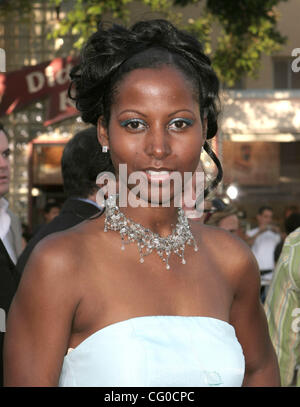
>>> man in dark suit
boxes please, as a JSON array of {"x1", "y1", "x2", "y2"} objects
[
  {"x1": 0, "y1": 123, "x2": 22, "y2": 386},
  {"x1": 17, "y1": 126, "x2": 114, "y2": 274},
  {"x1": 0, "y1": 123, "x2": 23, "y2": 263},
  {"x1": 0, "y1": 240, "x2": 20, "y2": 386}
]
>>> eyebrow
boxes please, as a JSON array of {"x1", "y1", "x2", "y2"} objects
[
  {"x1": 168, "y1": 109, "x2": 195, "y2": 117},
  {"x1": 118, "y1": 109, "x2": 195, "y2": 117},
  {"x1": 118, "y1": 110, "x2": 147, "y2": 117}
]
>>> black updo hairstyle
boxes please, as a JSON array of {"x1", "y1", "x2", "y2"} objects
[{"x1": 69, "y1": 19, "x2": 223, "y2": 197}]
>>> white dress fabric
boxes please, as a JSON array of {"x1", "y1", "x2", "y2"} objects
[{"x1": 58, "y1": 315, "x2": 245, "y2": 387}]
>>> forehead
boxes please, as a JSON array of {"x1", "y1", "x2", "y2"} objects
[
  {"x1": 113, "y1": 66, "x2": 198, "y2": 107},
  {"x1": 261, "y1": 210, "x2": 272, "y2": 216}
]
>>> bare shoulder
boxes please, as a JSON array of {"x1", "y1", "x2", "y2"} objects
[
  {"x1": 20, "y1": 220, "x2": 99, "y2": 291},
  {"x1": 4, "y1": 219, "x2": 105, "y2": 386},
  {"x1": 191, "y1": 221, "x2": 260, "y2": 288},
  {"x1": 191, "y1": 221, "x2": 258, "y2": 265},
  {"x1": 25, "y1": 227, "x2": 79, "y2": 276}
]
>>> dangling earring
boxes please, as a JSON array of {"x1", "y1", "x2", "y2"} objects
[{"x1": 102, "y1": 145, "x2": 108, "y2": 153}]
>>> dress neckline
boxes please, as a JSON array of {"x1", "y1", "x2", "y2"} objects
[{"x1": 65, "y1": 315, "x2": 235, "y2": 357}]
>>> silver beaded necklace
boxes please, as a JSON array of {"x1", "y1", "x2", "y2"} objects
[{"x1": 104, "y1": 195, "x2": 198, "y2": 270}]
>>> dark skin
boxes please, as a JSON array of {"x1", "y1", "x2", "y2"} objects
[{"x1": 4, "y1": 66, "x2": 280, "y2": 386}]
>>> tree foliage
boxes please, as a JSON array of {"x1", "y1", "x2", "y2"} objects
[
  {"x1": 176, "y1": 0, "x2": 288, "y2": 85},
  {"x1": 1, "y1": 0, "x2": 288, "y2": 86},
  {"x1": 0, "y1": 0, "x2": 32, "y2": 17}
]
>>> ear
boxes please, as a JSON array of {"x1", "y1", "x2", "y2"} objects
[{"x1": 97, "y1": 116, "x2": 109, "y2": 149}]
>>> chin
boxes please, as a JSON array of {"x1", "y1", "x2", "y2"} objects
[
  {"x1": 0, "y1": 186, "x2": 9, "y2": 198},
  {"x1": 146, "y1": 185, "x2": 182, "y2": 208}
]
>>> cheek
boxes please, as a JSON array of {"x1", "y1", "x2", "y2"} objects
[
  {"x1": 108, "y1": 129, "x2": 142, "y2": 171},
  {"x1": 177, "y1": 136, "x2": 202, "y2": 168}
]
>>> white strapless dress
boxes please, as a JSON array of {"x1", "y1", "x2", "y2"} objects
[{"x1": 58, "y1": 315, "x2": 245, "y2": 387}]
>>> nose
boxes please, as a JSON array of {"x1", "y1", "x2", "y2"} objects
[{"x1": 144, "y1": 124, "x2": 171, "y2": 160}]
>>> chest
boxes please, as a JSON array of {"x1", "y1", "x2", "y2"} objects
[
  {"x1": 73, "y1": 238, "x2": 233, "y2": 336},
  {"x1": 253, "y1": 231, "x2": 279, "y2": 249}
]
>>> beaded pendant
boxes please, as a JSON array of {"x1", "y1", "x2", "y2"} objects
[{"x1": 104, "y1": 195, "x2": 198, "y2": 270}]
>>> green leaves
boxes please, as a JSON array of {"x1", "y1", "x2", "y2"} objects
[
  {"x1": 0, "y1": 0, "x2": 32, "y2": 19},
  {"x1": 183, "y1": 12, "x2": 214, "y2": 56},
  {"x1": 1, "y1": 0, "x2": 288, "y2": 87},
  {"x1": 181, "y1": 0, "x2": 287, "y2": 86},
  {"x1": 48, "y1": 0, "x2": 132, "y2": 48}
]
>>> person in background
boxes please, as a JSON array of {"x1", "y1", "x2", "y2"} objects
[
  {"x1": 0, "y1": 124, "x2": 22, "y2": 386},
  {"x1": 0, "y1": 239, "x2": 20, "y2": 387},
  {"x1": 43, "y1": 202, "x2": 61, "y2": 225},
  {"x1": 0, "y1": 123, "x2": 23, "y2": 264},
  {"x1": 16, "y1": 126, "x2": 113, "y2": 274},
  {"x1": 246, "y1": 206, "x2": 281, "y2": 283},
  {"x1": 285, "y1": 213, "x2": 300, "y2": 236},
  {"x1": 264, "y1": 226, "x2": 300, "y2": 386},
  {"x1": 284, "y1": 205, "x2": 299, "y2": 220},
  {"x1": 205, "y1": 206, "x2": 239, "y2": 234},
  {"x1": 274, "y1": 212, "x2": 300, "y2": 263},
  {"x1": 20, "y1": 223, "x2": 32, "y2": 251},
  {"x1": 32, "y1": 201, "x2": 61, "y2": 236}
]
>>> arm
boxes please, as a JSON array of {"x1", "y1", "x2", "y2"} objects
[
  {"x1": 8, "y1": 210, "x2": 23, "y2": 258},
  {"x1": 229, "y1": 242, "x2": 281, "y2": 386},
  {"x1": 264, "y1": 235, "x2": 300, "y2": 386},
  {"x1": 3, "y1": 234, "x2": 80, "y2": 386},
  {"x1": 245, "y1": 227, "x2": 265, "y2": 247},
  {"x1": 246, "y1": 225, "x2": 283, "y2": 248}
]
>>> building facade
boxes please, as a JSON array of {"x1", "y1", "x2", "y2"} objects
[
  {"x1": 0, "y1": 1, "x2": 85, "y2": 228},
  {"x1": 0, "y1": 0, "x2": 299, "y2": 230}
]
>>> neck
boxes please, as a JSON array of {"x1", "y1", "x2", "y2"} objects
[
  {"x1": 104, "y1": 194, "x2": 197, "y2": 270},
  {"x1": 87, "y1": 192, "x2": 97, "y2": 203},
  {"x1": 110, "y1": 180, "x2": 185, "y2": 235},
  {"x1": 120, "y1": 204, "x2": 179, "y2": 237}
]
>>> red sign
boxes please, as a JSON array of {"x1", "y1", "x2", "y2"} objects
[{"x1": 0, "y1": 56, "x2": 79, "y2": 126}]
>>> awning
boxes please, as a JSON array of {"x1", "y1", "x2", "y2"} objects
[
  {"x1": 223, "y1": 133, "x2": 300, "y2": 142},
  {"x1": 221, "y1": 90, "x2": 300, "y2": 142}
]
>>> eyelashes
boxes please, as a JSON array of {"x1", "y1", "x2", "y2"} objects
[
  {"x1": 2, "y1": 149, "x2": 11, "y2": 159},
  {"x1": 119, "y1": 118, "x2": 194, "y2": 131},
  {"x1": 120, "y1": 118, "x2": 146, "y2": 129},
  {"x1": 169, "y1": 118, "x2": 194, "y2": 129}
]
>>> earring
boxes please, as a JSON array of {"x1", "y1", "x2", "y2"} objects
[{"x1": 102, "y1": 145, "x2": 108, "y2": 153}]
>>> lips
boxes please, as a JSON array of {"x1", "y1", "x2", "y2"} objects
[{"x1": 0, "y1": 175, "x2": 8, "y2": 183}]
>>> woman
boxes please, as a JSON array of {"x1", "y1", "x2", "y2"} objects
[
  {"x1": 4, "y1": 19, "x2": 280, "y2": 386},
  {"x1": 205, "y1": 206, "x2": 240, "y2": 234}
]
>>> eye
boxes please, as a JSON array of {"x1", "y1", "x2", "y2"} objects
[
  {"x1": 168, "y1": 118, "x2": 194, "y2": 130},
  {"x1": 2, "y1": 149, "x2": 10, "y2": 158},
  {"x1": 120, "y1": 119, "x2": 147, "y2": 131}
]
